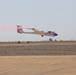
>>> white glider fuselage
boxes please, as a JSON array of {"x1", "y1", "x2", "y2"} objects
[
  {"x1": 22, "y1": 31, "x2": 56, "y2": 37},
  {"x1": 17, "y1": 25, "x2": 58, "y2": 37}
]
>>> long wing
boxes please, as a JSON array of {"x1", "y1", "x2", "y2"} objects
[{"x1": 27, "y1": 28, "x2": 45, "y2": 36}]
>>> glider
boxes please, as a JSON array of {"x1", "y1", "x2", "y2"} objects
[{"x1": 17, "y1": 25, "x2": 58, "y2": 37}]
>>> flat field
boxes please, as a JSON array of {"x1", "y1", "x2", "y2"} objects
[
  {"x1": 0, "y1": 41, "x2": 76, "y2": 75},
  {"x1": 0, "y1": 56, "x2": 76, "y2": 75},
  {"x1": 0, "y1": 41, "x2": 76, "y2": 55}
]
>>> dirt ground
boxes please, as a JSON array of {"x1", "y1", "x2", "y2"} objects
[
  {"x1": 0, "y1": 41, "x2": 76, "y2": 75},
  {"x1": 0, "y1": 41, "x2": 76, "y2": 55},
  {"x1": 0, "y1": 56, "x2": 76, "y2": 75}
]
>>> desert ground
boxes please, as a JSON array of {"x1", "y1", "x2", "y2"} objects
[
  {"x1": 0, "y1": 41, "x2": 76, "y2": 75},
  {"x1": 0, "y1": 56, "x2": 76, "y2": 75}
]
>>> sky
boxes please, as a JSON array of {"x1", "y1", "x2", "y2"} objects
[{"x1": 0, "y1": 0, "x2": 76, "y2": 41}]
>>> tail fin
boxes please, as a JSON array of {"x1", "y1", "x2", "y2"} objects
[{"x1": 17, "y1": 25, "x2": 24, "y2": 34}]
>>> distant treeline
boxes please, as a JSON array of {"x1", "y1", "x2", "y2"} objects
[{"x1": 0, "y1": 40, "x2": 76, "y2": 44}]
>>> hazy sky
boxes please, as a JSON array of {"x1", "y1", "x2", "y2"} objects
[{"x1": 0, "y1": 0, "x2": 76, "y2": 41}]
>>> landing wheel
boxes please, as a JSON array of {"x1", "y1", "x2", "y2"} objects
[{"x1": 41, "y1": 35, "x2": 44, "y2": 37}]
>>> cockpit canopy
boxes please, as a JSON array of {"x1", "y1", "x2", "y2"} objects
[{"x1": 48, "y1": 31, "x2": 51, "y2": 33}]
